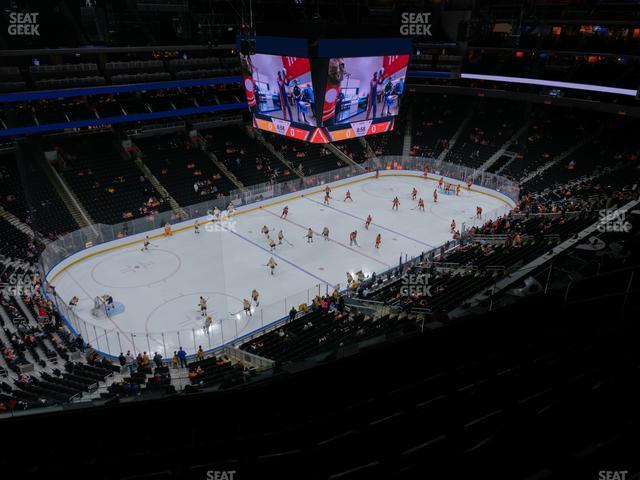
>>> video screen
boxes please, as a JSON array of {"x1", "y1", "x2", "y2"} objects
[
  {"x1": 240, "y1": 53, "x2": 316, "y2": 126},
  {"x1": 322, "y1": 55, "x2": 410, "y2": 126}
]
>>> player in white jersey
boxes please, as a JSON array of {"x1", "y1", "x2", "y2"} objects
[
  {"x1": 227, "y1": 202, "x2": 235, "y2": 214},
  {"x1": 266, "y1": 257, "x2": 278, "y2": 275},
  {"x1": 251, "y1": 289, "x2": 260, "y2": 306},
  {"x1": 203, "y1": 315, "x2": 213, "y2": 333},
  {"x1": 141, "y1": 236, "x2": 151, "y2": 251},
  {"x1": 278, "y1": 230, "x2": 284, "y2": 245},
  {"x1": 194, "y1": 219, "x2": 200, "y2": 234},
  {"x1": 268, "y1": 236, "x2": 277, "y2": 252},
  {"x1": 261, "y1": 225, "x2": 270, "y2": 236},
  {"x1": 306, "y1": 228, "x2": 314, "y2": 243},
  {"x1": 199, "y1": 296, "x2": 207, "y2": 314},
  {"x1": 242, "y1": 298, "x2": 252, "y2": 316},
  {"x1": 322, "y1": 226, "x2": 330, "y2": 240}
]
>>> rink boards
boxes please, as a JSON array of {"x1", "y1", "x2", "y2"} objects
[{"x1": 45, "y1": 170, "x2": 516, "y2": 358}]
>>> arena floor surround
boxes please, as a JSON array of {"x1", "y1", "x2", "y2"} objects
[{"x1": 46, "y1": 171, "x2": 514, "y2": 357}]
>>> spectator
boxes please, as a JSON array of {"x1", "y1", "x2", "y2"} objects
[
  {"x1": 118, "y1": 352, "x2": 126, "y2": 367},
  {"x1": 177, "y1": 347, "x2": 187, "y2": 368},
  {"x1": 171, "y1": 351, "x2": 179, "y2": 369},
  {"x1": 75, "y1": 334, "x2": 85, "y2": 352},
  {"x1": 289, "y1": 306, "x2": 297, "y2": 322},
  {"x1": 125, "y1": 351, "x2": 135, "y2": 374},
  {"x1": 153, "y1": 352, "x2": 163, "y2": 368}
]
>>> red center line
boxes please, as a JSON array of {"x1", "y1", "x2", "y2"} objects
[{"x1": 262, "y1": 208, "x2": 391, "y2": 268}]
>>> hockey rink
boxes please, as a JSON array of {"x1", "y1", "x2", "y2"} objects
[{"x1": 46, "y1": 172, "x2": 514, "y2": 357}]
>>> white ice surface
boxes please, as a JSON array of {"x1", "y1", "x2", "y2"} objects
[{"x1": 47, "y1": 172, "x2": 513, "y2": 357}]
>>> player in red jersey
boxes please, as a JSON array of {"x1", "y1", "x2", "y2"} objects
[
  {"x1": 365, "y1": 214, "x2": 372, "y2": 229},
  {"x1": 418, "y1": 198, "x2": 425, "y2": 211},
  {"x1": 423, "y1": 166, "x2": 430, "y2": 177},
  {"x1": 375, "y1": 233, "x2": 382, "y2": 249},
  {"x1": 344, "y1": 190, "x2": 353, "y2": 202},
  {"x1": 450, "y1": 220, "x2": 456, "y2": 233},
  {"x1": 349, "y1": 230, "x2": 359, "y2": 247},
  {"x1": 466, "y1": 178, "x2": 473, "y2": 191},
  {"x1": 392, "y1": 196, "x2": 400, "y2": 210},
  {"x1": 438, "y1": 177, "x2": 444, "y2": 189},
  {"x1": 456, "y1": 184, "x2": 461, "y2": 196},
  {"x1": 433, "y1": 189, "x2": 438, "y2": 203},
  {"x1": 323, "y1": 192, "x2": 330, "y2": 205},
  {"x1": 476, "y1": 206, "x2": 483, "y2": 219},
  {"x1": 411, "y1": 187, "x2": 418, "y2": 200},
  {"x1": 281, "y1": 206, "x2": 289, "y2": 219}
]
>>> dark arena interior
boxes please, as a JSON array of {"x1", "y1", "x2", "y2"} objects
[{"x1": 1, "y1": 1, "x2": 640, "y2": 479}]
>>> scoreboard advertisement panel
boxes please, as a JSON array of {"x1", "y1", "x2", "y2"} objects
[{"x1": 239, "y1": 36, "x2": 412, "y2": 143}]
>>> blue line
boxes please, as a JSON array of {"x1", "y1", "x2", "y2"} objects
[
  {"x1": 304, "y1": 196, "x2": 435, "y2": 249},
  {"x1": 222, "y1": 223, "x2": 332, "y2": 286}
]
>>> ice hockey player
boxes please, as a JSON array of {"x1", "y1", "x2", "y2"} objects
[
  {"x1": 365, "y1": 214, "x2": 372, "y2": 229},
  {"x1": 261, "y1": 225, "x2": 270, "y2": 236},
  {"x1": 306, "y1": 228, "x2": 314, "y2": 243},
  {"x1": 251, "y1": 289, "x2": 260, "y2": 307},
  {"x1": 433, "y1": 189, "x2": 438, "y2": 203},
  {"x1": 194, "y1": 219, "x2": 200, "y2": 234},
  {"x1": 203, "y1": 315, "x2": 213, "y2": 333},
  {"x1": 213, "y1": 207, "x2": 221, "y2": 220},
  {"x1": 392, "y1": 196, "x2": 400, "y2": 211},
  {"x1": 344, "y1": 190, "x2": 353, "y2": 202},
  {"x1": 141, "y1": 236, "x2": 151, "y2": 251},
  {"x1": 227, "y1": 202, "x2": 236, "y2": 214},
  {"x1": 411, "y1": 187, "x2": 418, "y2": 200},
  {"x1": 281, "y1": 206, "x2": 289, "y2": 219},
  {"x1": 375, "y1": 233, "x2": 382, "y2": 249},
  {"x1": 278, "y1": 230, "x2": 284, "y2": 245},
  {"x1": 423, "y1": 165, "x2": 430, "y2": 177},
  {"x1": 476, "y1": 206, "x2": 483, "y2": 219},
  {"x1": 164, "y1": 223, "x2": 172, "y2": 236},
  {"x1": 268, "y1": 236, "x2": 277, "y2": 252},
  {"x1": 349, "y1": 230, "x2": 359, "y2": 246},
  {"x1": 346, "y1": 272, "x2": 354, "y2": 285},
  {"x1": 324, "y1": 186, "x2": 331, "y2": 195},
  {"x1": 243, "y1": 298, "x2": 252, "y2": 316},
  {"x1": 266, "y1": 257, "x2": 278, "y2": 275},
  {"x1": 456, "y1": 184, "x2": 461, "y2": 196},
  {"x1": 466, "y1": 178, "x2": 473, "y2": 190},
  {"x1": 322, "y1": 226, "x2": 330, "y2": 240},
  {"x1": 323, "y1": 191, "x2": 330, "y2": 205},
  {"x1": 450, "y1": 219, "x2": 456, "y2": 233},
  {"x1": 418, "y1": 198, "x2": 425, "y2": 211},
  {"x1": 69, "y1": 296, "x2": 79, "y2": 309},
  {"x1": 199, "y1": 296, "x2": 207, "y2": 314}
]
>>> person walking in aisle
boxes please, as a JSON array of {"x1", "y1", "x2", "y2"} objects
[{"x1": 177, "y1": 347, "x2": 188, "y2": 368}]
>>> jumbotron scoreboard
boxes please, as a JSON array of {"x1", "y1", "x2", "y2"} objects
[{"x1": 238, "y1": 36, "x2": 412, "y2": 143}]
